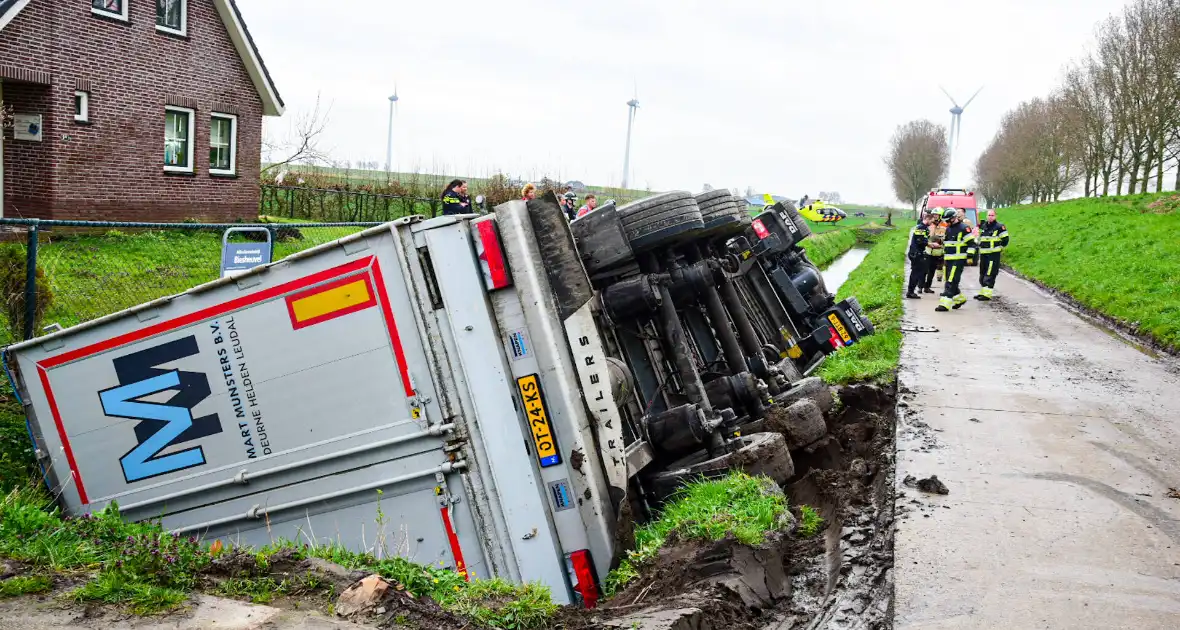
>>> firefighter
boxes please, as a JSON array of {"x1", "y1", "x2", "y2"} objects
[
  {"x1": 936, "y1": 208, "x2": 976, "y2": 312},
  {"x1": 975, "y1": 209, "x2": 1009, "y2": 301},
  {"x1": 922, "y1": 209, "x2": 945, "y2": 293},
  {"x1": 906, "y1": 213, "x2": 931, "y2": 299}
]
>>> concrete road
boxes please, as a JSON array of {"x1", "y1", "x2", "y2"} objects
[{"x1": 894, "y1": 266, "x2": 1180, "y2": 629}]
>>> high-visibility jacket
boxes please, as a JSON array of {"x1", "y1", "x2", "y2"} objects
[
  {"x1": 442, "y1": 191, "x2": 469, "y2": 215},
  {"x1": 978, "y1": 221, "x2": 1009, "y2": 254},
  {"x1": 943, "y1": 221, "x2": 977, "y2": 261},
  {"x1": 925, "y1": 222, "x2": 946, "y2": 256}
]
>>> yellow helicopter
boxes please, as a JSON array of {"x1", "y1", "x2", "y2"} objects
[{"x1": 765, "y1": 194, "x2": 847, "y2": 223}]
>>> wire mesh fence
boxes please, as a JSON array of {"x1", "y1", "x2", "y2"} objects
[
  {"x1": 260, "y1": 185, "x2": 438, "y2": 222},
  {"x1": 0, "y1": 219, "x2": 383, "y2": 346}
]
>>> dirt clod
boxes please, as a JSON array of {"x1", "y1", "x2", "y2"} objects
[
  {"x1": 1167, "y1": 488, "x2": 1180, "y2": 500},
  {"x1": 904, "y1": 474, "x2": 950, "y2": 495},
  {"x1": 336, "y1": 574, "x2": 391, "y2": 617}
]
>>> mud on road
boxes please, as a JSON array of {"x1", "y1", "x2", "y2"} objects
[{"x1": 566, "y1": 383, "x2": 898, "y2": 630}]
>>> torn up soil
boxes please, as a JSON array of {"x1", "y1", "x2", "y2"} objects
[{"x1": 564, "y1": 382, "x2": 898, "y2": 630}]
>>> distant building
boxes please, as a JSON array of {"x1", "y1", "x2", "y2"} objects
[{"x1": 0, "y1": 0, "x2": 283, "y2": 221}]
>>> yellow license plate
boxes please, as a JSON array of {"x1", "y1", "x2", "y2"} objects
[
  {"x1": 828, "y1": 313, "x2": 852, "y2": 343},
  {"x1": 516, "y1": 374, "x2": 562, "y2": 468}
]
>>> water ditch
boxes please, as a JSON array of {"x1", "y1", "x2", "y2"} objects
[{"x1": 821, "y1": 247, "x2": 871, "y2": 295}]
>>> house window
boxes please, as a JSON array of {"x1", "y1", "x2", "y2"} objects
[
  {"x1": 164, "y1": 106, "x2": 195, "y2": 173},
  {"x1": 74, "y1": 91, "x2": 89, "y2": 123},
  {"x1": 210, "y1": 113, "x2": 238, "y2": 176},
  {"x1": 157, "y1": 0, "x2": 186, "y2": 36},
  {"x1": 92, "y1": 0, "x2": 128, "y2": 21}
]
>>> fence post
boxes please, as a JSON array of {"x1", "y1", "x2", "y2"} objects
[{"x1": 22, "y1": 221, "x2": 40, "y2": 341}]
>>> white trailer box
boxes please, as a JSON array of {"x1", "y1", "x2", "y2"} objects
[{"x1": 6, "y1": 205, "x2": 623, "y2": 607}]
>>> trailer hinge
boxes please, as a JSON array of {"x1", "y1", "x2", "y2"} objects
[
  {"x1": 434, "y1": 471, "x2": 462, "y2": 532},
  {"x1": 408, "y1": 395, "x2": 432, "y2": 422}
]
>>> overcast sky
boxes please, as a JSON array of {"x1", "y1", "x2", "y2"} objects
[{"x1": 240, "y1": 0, "x2": 1131, "y2": 204}]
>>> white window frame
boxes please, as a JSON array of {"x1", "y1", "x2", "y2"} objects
[
  {"x1": 156, "y1": 0, "x2": 187, "y2": 36},
  {"x1": 91, "y1": 0, "x2": 129, "y2": 22},
  {"x1": 164, "y1": 105, "x2": 195, "y2": 173},
  {"x1": 209, "y1": 113, "x2": 238, "y2": 176},
  {"x1": 74, "y1": 91, "x2": 90, "y2": 123}
]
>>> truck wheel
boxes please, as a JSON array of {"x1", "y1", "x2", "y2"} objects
[
  {"x1": 767, "y1": 399, "x2": 828, "y2": 451},
  {"x1": 791, "y1": 214, "x2": 813, "y2": 239},
  {"x1": 619, "y1": 192, "x2": 705, "y2": 252},
  {"x1": 646, "y1": 432, "x2": 795, "y2": 504},
  {"x1": 845, "y1": 296, "x2": 875, "y2": 336},
  {"x1": 695, "y1": 192, "x2": 747, "y2": 237},
  {"x1": 778, "y1": 376, "x2": 833, "y2": 417}
]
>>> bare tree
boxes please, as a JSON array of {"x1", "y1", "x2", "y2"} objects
[
  {"x1": 262, "y1": 93, "x2": 333, "y2": 175},
  {"x1": 885, "y1": 120, "x2": 950, "y2": 224}
]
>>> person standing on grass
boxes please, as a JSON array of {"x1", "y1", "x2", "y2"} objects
[
  {"x1": 576, "y1": 194, "x2": 598, "y2": 219},
  {"x1": 441, "y1": 179, "x2": 470, "y2": 215},
  {"x1": 936, "y1": 208, "x2": 977, "y2": 312},
  {"x1": 522, "y1": 183, "x2": 538, "y2": 201},
  {"x1": 905, "y1": 213, "x2": 931, "y2": 299},
  {"x1": 974, "y1": 209, "x2": 1009, "y2": 301}
]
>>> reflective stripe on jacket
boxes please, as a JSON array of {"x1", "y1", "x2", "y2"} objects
[
  {"x1": 978, "y1": 221, "x2": 1009, "y2": 254},
  {"x1": 942, "y1": 222, "x2": 977, "y2": 261}
]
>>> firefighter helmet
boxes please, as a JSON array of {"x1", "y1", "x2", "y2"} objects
[{"x1": 942, "y1": 208, "x2": 958, "y2": 221}]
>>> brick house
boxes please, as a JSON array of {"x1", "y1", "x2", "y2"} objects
[{"x1": 0, "y1": 0, "x2": 283, "y2": 222}]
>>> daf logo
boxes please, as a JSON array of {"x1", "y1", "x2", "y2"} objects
[
  {"x1": 844, "y1": 309, "x2": 866, "y2": 332},
  {"x1": 99, "y1": 336, "x2": 223, "y2": 483}
]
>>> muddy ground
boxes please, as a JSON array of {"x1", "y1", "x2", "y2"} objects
[{"x1": 556, "y1": 382, "x2": 898, "y2": 630}]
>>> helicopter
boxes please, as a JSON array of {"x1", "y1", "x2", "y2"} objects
[{"x1": 763, "y1": 193, "x2": 847, "y2": 223}]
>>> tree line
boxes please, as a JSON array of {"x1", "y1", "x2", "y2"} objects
[{"x1": 976, "y1": 0, "x2": 1180, "y2": 206}]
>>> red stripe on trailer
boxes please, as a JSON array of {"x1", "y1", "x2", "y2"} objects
[
  {"x1": 34, "y1": 255, "x2": 421, "y2": 504},
  {"x1": 368, "y1": 260, "x2": 415, "y2": 398},
  {"x1": 37, "y1": 365, "x2": 88, "y2": 505},
  {"x1": 440, "y1": 506, "x2": 469, "y2": 581}
]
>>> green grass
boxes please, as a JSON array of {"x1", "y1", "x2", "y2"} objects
[
  {"x1": 800, "y1": 229, "x2": 858, "y2": 269},
  {"x1": 604, "y1": 472, "x2": 790, "y2": 596},
  {"x1": 797, "y1": 506, "x2": 824, "y2": 538},
  {"x1": 998, "y1": 193, "x2": 1180, "y2": 352},
  {"x1": 0, "y1": 575, "x2": 52, "y2": 597},
  {"x1": 817, "y1": 228, "x2": 906, "y2": 385},
  {"x1": 0, "y1": 484, "x2": 556, "y2": 627}
]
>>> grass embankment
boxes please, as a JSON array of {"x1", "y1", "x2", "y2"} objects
[
  {"x1": 800, "y1": 229, "x2": 858, "y2": 269},
  {"x1": 999, "y1": 192, "x2": 1180, "y2": 352},
  {"x1": 1, "y1": 224, "x2": 366, "y2": 344},
  {"x1": 604, "y1": 472, "x2": 818, "y2": 596},
  {"x1": 817, "y1": 228, "x2": 906, "y2": 385}
]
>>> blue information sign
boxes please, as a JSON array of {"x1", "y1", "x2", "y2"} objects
[{"x1": 220, "y1": 228, "x2": 273, "y2": 278}]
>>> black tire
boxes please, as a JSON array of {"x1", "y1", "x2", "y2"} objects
[
  {"x1": 695, "y1": 189, "x2": 735, "y2": 206},
  {"x1": 845, "y1": 297, "x2": 875, "y2": 336},
  {"x1": 775, "y1": 357, "x2": 804, "y2": 386},
  {"x1": 779, "y1": 201, "x2": 800, "y2": 219},
  {"x1": 766, "y1": 399, "x2": 827, "y2": 451},
  {"x1": 619, "y1": 194, "x2": 704, "y2": 252},
  {"x1": 778, "y1": 376, "x2": 833, "y2": 417},
  {"x1": 646, "y1": 432, "x2": 795, "y2": 504},
  {"x1": 791, "y1": 214, "x2": 813, "y2": 239}
]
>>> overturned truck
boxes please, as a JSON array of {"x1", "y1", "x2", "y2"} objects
[{"x1": 4, "y1": 190, "x2": 872, "y2": 609}]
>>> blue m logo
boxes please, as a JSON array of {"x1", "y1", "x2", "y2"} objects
[{"x1": 100, "y1": 336, "x2": 222, "y2": 483}]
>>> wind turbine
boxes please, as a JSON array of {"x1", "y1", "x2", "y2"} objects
[
  {"x1": 622, "y1": 88, "x2": 640, "y2": 189},
  {"x1": 941, "y1": 85, "x2": 982, "y2": 151},
  {"x1": 385, "y1": 85, "x2": 399, "y2": 177}
]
